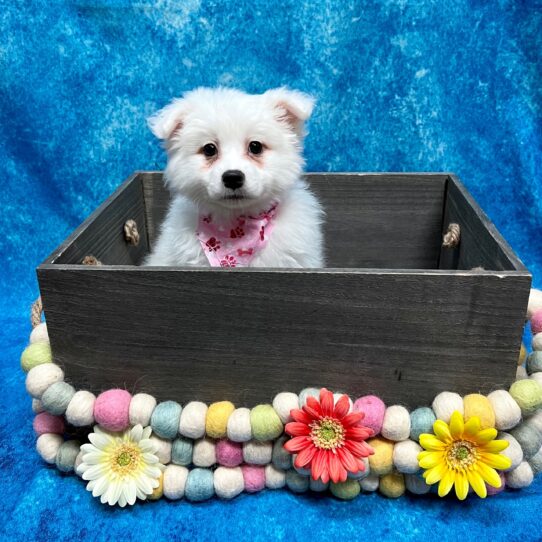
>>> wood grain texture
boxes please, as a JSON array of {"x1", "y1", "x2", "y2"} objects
[
  {"x1": 46, "y1": 173, "x2": 149, "y2": 266},
  {"x1": 141, "y1": 171, "x2": 447, "y2": 269},
  {"x1": 38, "y1": 266, "x2": 531, "y2": 408},
  {"x1": 438, "y1": 175, "x2": 528, "y2": 271}
]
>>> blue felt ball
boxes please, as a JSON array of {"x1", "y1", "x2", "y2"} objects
[
  {"x1": 185, "y1": 468, "x2": 215, "y2": 502},
  {"x1": 151, "y1": 401, "x2": 182, "y2": 439},
  {"x1": 511, "y1": 423, "x2": 542, "y2": 460},
  {"x1": 171, "y1": 437, "x2": 193, "y2": 466},
  {"x1": 409, "y1": 407, "x2": 436, "y2": 441},
  {"x1": 526, "y1": 352, "x2": 542, "y2": 375}
]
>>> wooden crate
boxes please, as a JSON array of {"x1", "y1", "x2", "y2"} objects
[{"x1": 37, "y1": 172, "x2": 531, "y2": 408}]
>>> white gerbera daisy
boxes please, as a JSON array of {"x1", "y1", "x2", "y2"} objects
[{"x1": 77, "y1": 424, "x2": 164, "y2": 507}]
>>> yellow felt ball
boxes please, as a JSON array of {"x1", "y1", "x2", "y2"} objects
[
  {"x1": 148, "y1": 473, "x2": 164, "y2": 501},
  {"x1": 463, "y1": 394, "x2": 495, "y2": 429},
  {"x1": 20, "y1": 342, "x2": 52, "y2": 372},
  {"x1": 379, "y1": 472, "x2": 405, "y2": 498},
  {"x1": 518, "y1": 343, "x2": 527, "y2": 366},
  {"x1": 367, "y1": 437, "x2": 394, "y2": 475},
  {"x1": 206, "y1": 401, "x2": 235, "y2": 438}
]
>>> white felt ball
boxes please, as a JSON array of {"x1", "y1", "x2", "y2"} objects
[
  {"x1": 32, "y1": 399, "x2": 43, "y2": 413},
  {"x1": 333, "y1": 393, "x2": 353, "y2": 412},
  {"x1": 393, "y1": 439, "x2": 422, "y2": 474},
  {"x1": 530, "y1": 372, "x2": 542, "y2": 386},
  {"x1": 381, "y1": 405, "x2": 411, "y2": 441},
  {"x1": 533, "y1": 334, "x2": 542, "y2": 352},
  {"x1": 487, "y1": 390, "x2": 522, "y2": 430},
  {"x1": 505, "y1": 461, "x2": 534, "y2": 489},
  {"x1": 360, "y1": 474, "x2": 379, "y2": 492},
  {"x1": 347, "y1": 457, "x2": 370, "y2": 480},
  {"x1": 432, "y1": 391, "x2": 464, "y2": 423},
  {"x1": 30, "y1": 322, "x2": 49, "y2": 344},
  {"x1": 265, "y1": 465, "x2": 286, "y2": 489},
  {"x1": 26, "y1": 363, "x2": 64, "y2": 399},
  {"x1": 497, "y1": 432, "x2": 524, "y2": 471},
  {"x1": 149, "y1": 435, "x2": 172, "y2": 464},
  {"x1": 74, "y1": 450, "x2": 85, "y2": 477},
  {"x1": 36, "y1": 433, "x2": 63, "y2": 464},
  {"x1": 192, "y1": 437, "x2": 216, "y2": 467},
  {"x1": 163, "y1": 465, "x2": 189, "y2": 500},
  {"x1": 516, "y1": 365, "x2": 529, "y2": 381},
  {"x1": 179, "y1": 401, "x2": 208, "y2": 439},
  {"x1": 528, "y1": 411, "x2": 542, "y2": 433},
  {"x1": 243, "y1": 440, "x2": 272, "y2": 465},
  {"x1": 405, "y1": 474, "x2": 431, "y2": 495},
  {"x1": 309, "y1": 478, "x2": 329, "y2": 492},
  {"x1": 65, "y1": 390, "x2": 96, "y2": 427},
  {"x1": 298, "y1": 388, "x2": 320, "y2": 406},
  {"x1": 214, "y1": 466, "x2": 244, "y2": 499},
  {"x1": 129, "y1": 393, "x2": 157, "y2": 427},
  {"x1": 272, "y1": 392, "x2": 299, "y2": 424},
  {"x1": 227, "y1": 408, "x2": 252, "y2": 442},
  {"x1": 527, "y1": 289, "x2": 542, "y2": 319}
]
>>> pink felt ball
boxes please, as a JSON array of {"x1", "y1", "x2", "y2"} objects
[
  {"x1": 353, "y1": 395, "x2": 386, "y2": 435},
  {"x1": 216, "y1": 439, "x2": 243, "y2": 467},
  {"x1": 242, "y1": 465, "x2": 266, "y2": 493},
  {"x1": 486, "y1": 471, "x2": 506, "y2": 496},
  {"x1": 94, "y1": 389, "x2": 132, "y2": 431},
  {"x1": 531, "y1": 309, "x2": 542, "y2": 334},
  {"x1": 33, "y1": 412, "x2": 65, "y2": 435}
]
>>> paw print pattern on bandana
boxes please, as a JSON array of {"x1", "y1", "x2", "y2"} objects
[{"x1": 196, "y1": 204, "x2": 278, "y2": 267}]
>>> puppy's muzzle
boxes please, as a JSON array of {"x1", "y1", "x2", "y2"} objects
[{"x1": 222, "y1": 170, "x2": 245, "y2": 190}]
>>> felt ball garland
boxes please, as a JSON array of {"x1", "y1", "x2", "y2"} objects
[{"x1": 22, "y1": 289, "x2": 542, "y2": 506}]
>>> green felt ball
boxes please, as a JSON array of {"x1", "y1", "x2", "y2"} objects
[
  {"x1": 55, "y1": 440, "x2": 81, "y2": 473},
  {"x1": 250, "y1": 404, "x2": 283, "y2": 441},
  {"x1": 20, "y1": 342, "x2": 52, "y2": 372},
  {"x1": 330, "y1": 479, "x2": 361, "y2": 500},
  {"x1": 509, "y1": 379, "x2": 542, "y2": 416}
]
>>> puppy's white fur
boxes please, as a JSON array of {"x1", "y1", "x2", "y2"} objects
[{"x1": 145, "y1": 87, "x2": 324, "y2": 268}]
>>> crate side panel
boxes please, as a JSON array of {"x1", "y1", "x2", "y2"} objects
[
  {"x1": 54, "y1": 176, "x2": 149, "y2": 265},
  {"x1": 38, "y1": 268, "x2": 530, "y2": 408},
  {"x1": 142, "y1": 173, "x2": 447, "y2": 269}
]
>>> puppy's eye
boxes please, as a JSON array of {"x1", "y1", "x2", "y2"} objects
[
  {"x1": 202, "y1": 143, "x2": 218, "y2": 157},
  {"x1": 248, "y1": 141, "x2": 263, "y2": 155}
]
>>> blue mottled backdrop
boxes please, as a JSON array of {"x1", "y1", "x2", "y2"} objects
[{"x1": 1, "y1": 1, "x2": 541, "y2": 541}]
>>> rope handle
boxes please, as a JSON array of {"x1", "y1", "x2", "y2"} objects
[{"x1": 442, "y1": 223, "x2": 461, "y2": 248}]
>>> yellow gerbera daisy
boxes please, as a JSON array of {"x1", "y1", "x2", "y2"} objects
[
  {"x1": 77, "y1": 424, "x2": 164, "y2": 507},
  {"x1": 417, "y1": 410, "x2": 511, "y2": 500}
]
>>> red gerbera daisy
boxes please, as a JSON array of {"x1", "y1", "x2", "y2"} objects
[{"x1": 284, "y1": 388, "x2": 374, "y2": 484}]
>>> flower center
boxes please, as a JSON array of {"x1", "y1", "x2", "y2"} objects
[
  {"x1": 446, "y1": 440, "x2": 477, "y2": 470},
  {"x1": 310, "y1": 417, "x2": 345, "y2": 450},
  {"x1": 110, "y1": 444, "x2": 140, "y2": 476}
]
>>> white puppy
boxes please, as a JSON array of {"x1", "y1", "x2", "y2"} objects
[{"x1": 145, "y1": 87, "x2": 324, "y2": 268}]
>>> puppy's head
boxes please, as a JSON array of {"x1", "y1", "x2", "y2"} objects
[{"x1": 148, "y1": 87, "x2": 314, "y2": 213}]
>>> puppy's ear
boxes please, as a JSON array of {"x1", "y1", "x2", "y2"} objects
[
  {"x1": 264, "y1": 87, "x2": 315, "y2": 136},
  {"x1": 147, "y1": 98, "x2": 188, "y2": 140}
]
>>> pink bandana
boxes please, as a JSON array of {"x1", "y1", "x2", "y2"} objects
[{"x1": 196, "y1": 204, "x2": 278, "y2": 267}]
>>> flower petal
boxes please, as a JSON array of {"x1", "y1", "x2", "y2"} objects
[
  {"x1": 285, "y1": 422, "x2": 311, "y2": 437},
  {"x1": 290, "y1": 409, "x2": 313, "y2": 425},
  {"x1": 130, "y1": 425, "x2": 143, "y2": 442},
  {"x1": 419, "y1": 434, "x2": 446, "y2": 451},
  {"x1": 423, "y1": 461, "x2": 447, "y2": 485},
  {"x1": 341, "y1": 412, "x2": 365, "y2": 428},
  {"x1": 433, "y1": 420, "x2": 452, "y2": 443},
  {"x1": 311, "y1": 449, "x2": 327, "y2": 481},
  {"x1": 480, "y1": 440, "x2": 509, "y2": 453},
  {"x1": 306, "y1": 396, "x2": 323, "y2": 417},
  {"x1": 345, "y1": 439, "x2": 373, "y2": 458},
  {"x1": 319, "y1": 389, "x2": 334, "y2": 417},
  {"x1": 438, "y1": 469, "x2": 455, "y2": 497},
  {"x1": 345, "y1": 426, "x2": 373, "y2": 440},
  {"x1": 475, "y1": 462, "x2": 502, "y2": 488},
  {"x1": 333, "y1": 395, "x2": 351, "y2": 419},
  {"x1": 472, "y1": 428, "x2": 498, "y2": 445},
  {"x1": 454, "y1": 471, "x2": 469, "y2": 500},
  {"x1": 328, "y1": 452, "x2": 346, "y2": 483},
  {"x1": 449, "y1": 411, "x2": 464, "y2": 439},
  {"x1": 284, "y1": 436, "x2": 311, "y2": 453},
  {"x1": 337, "y1": 446, "x2": 359, "y2": 473},
  {"x1": 418, "y1": 451, "x2": 444, "y2": 470},
  {"x1": 463, "y1": 416, "x2": 481, "y2": 437},
  {"x1": 467, "y1": 469, "x2": 487, "y2": 498},
  {"x1": 480, "y1": 452, "x2": 512, "y2": 471},
  {"x1": 295, "y1": 444, "x2": 317, "y2": 468}
]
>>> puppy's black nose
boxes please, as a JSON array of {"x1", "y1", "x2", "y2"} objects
[{"x1": 222, "y1": 170, "x2": 245, "y2": 190}]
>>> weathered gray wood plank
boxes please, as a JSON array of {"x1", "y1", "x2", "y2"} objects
[{"x1": 38, "y1": 266, "x2": 531, "y2": 408}]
